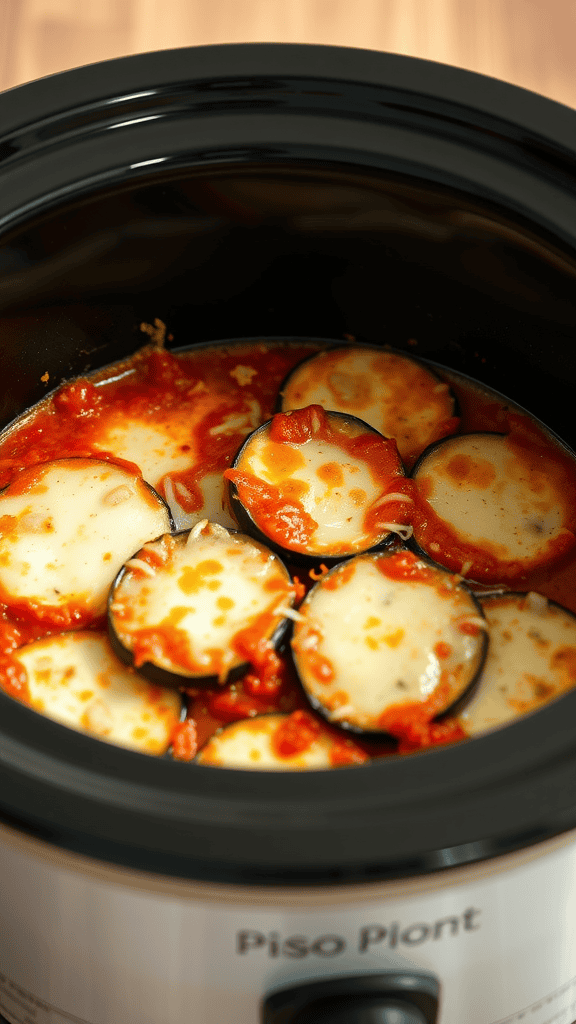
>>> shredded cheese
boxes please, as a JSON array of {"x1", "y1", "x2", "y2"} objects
[
  {"x1": 124, "y1": 558, "x2": 157, "y2": 578},
  {"x1": 174, "y1": 481, "x2": 193, "y2": 502},
  {"x1": 103, "y1": 485, "x2": 133, "y2": 506},
  {"x1": 275, "y1": 604, "x2": 305, "y2": 623},
  {"x1": 328, "y1": 703, "x2": 357, "y2": 721},
  {"x1": 456, "y1": 615, "x2": 488, "y2": 631},
  {"x1": 139, "y1": 318, "x2": 168, "y2": 347},
  {"x1": 526, "y1": 591, "x2": 549, "y2": 615},
  {"x1": 373, "y1": 492, "x2": 414, "y2": 506},
  {"x1": 188, "y1": 519, "x2": 210, "y2": 543},
  {"x1": 380, "y1": 523, "x2": 413, "y2": 541},
  {"x1": 163, "y1": 478, "x2": 198, "y2": 531},
  {"x1": 230, "y1": 365, "x2": 258, "y2": 386}
]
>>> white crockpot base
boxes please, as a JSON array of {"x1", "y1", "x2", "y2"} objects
[{"x1": 0, "y1": 823, "x2": 575, "y2": 1024}]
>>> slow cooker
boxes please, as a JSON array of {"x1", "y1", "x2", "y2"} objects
[{"x1": 0, "y1": 42, "x2": 576, "y2": 1024}]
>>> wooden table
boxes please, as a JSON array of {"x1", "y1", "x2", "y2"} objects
[{"x1": 1, "y1": 0, "x2": 575, "y2": 110}]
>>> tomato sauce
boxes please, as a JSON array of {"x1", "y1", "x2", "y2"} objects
[
  {"x1": 377, "y1": 683, "x2": 467, "y2": 753},
  {"x1": 171, "y1": 718, "x2": 199, "y2": 762},
  {"x1": 226, "y1": 405, "x2": 409, "y2": 555},
  {"x1": 376, "y1": 550, "x2": 437, "y2": 584},
  {"x1": 272, "y1": 709, "x2": 321, "y2": 758},
  {"x1": 225, "y1": 470, "x2": 319, "y2": 550},
  {"x1": 431, "y1": 382, "x2": 576, "y2": 609},
  {"x1": 410, "y1": 419, "x2": 576, "y2": 586},
  {"x1": 0, "y1": 337, "x2": 575, "y2": 763}
]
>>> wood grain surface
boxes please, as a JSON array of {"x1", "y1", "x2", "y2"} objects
[{"x1": 0, "y1": 0, "x2": 575, "y2": 110}]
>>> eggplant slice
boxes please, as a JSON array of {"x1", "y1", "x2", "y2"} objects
[
  {"x1": 196, "y1": 712, "x2": 367, "y2": 770},
  {"x1": 411, "y1": 432, "x2": 576, "y2": 584},
  {"x1": 278, "y1": 345, "x2": 458, "y2": 464},
  {"x1": 0, "y1": 458, "x2": 172, "y2": 623},
  {"x1": 9, "y1": 632, "x2": 182, "y2": 754},
  {"x1": 226, "y1": 405, "x2": 411, "y2": 566},
  {"x1": 460, "y1": 591, "x2": 576, "y2": 735},
  {"x1": 291, "y1": 549, "x2": 487, "y2": 734},
  {"x1": 109, "y1": 520, "x2": 296, "y2": 687}
]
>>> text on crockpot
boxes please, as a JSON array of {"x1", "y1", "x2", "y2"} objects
[{"x1": 236, "y1": 908, "x2": 481, "y2": 956}]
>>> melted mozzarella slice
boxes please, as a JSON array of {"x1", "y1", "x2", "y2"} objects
[
  {"x1": 412, "y1": 433, "x2": 575, "y2": 583},
  {"x1": 109, "y1": 522, "x2": 295, "y2": 683},
  {"x1": 196, "y1": 713, "x2": 338, "y2": 770},
  {"x1": 0, "y1": 459, "x2": 171, "y2": 621},
  {"x1": 12, "y1": 632, "x2": 182, "y2": 754},
  {"x1": 228, "y1": 408, "x2": 407, "y2": 558},
  {"x1": 93, "y1": 415, "x2": 194, "y2": 490},
  {"x1": 280, "y1": 346, "x2": 456, "y2": 462},
  {"x1": 291, "y1": 551, "x2": 486, "y2": 732},
  {"x1": 93, "y1": 392, "x2": 261, "y2": 528},
  {"x1": 461, "y1": 592, "x2": 576, "y2": 735}
]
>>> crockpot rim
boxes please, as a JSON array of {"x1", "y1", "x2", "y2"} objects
[
  {"x1": 1, "y1": 41, "x2": 575, "y2": 148},
  {"x1": 1, "y1": 44, "x2": 576, "y2": 884},
  {"x1": 1, "y1": 637, "x2": 576, "y2": 885},
  {"x1": 0, "y1": 43, "x2": 575, "y2": 252}
]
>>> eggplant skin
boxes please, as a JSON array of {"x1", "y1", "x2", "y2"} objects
[
  {"x1": 409, "y1": 431, "x2": 576, "y2": 584},
  {"x1": 107, "y1": 617, "x2": 253, "y2": 689},
  {"x1": 461, "y1": 591, "x2": 576, "y2": 736},
  {"x1": 107, "y1": 526, "x2": 295, "y2": 690},
  {"x1": 291, "y1": 552, "x2": 483, "y2": 737},
  {"x1": 226, "y1": 410, "x2": 406, "y2": 567},
  {"x1": 276, "y1": 344, "x2": 459, "y2": 464},
  {"x1": 195, "y1": 713, "x2": 339, "y2": 770},
  {"x1": 227, "y1": 477, "x2": 393, "y2": 569}
]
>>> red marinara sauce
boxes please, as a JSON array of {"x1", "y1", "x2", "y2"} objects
[
  {"x1": 225, "y1": 404, "x2": 413, "y2": 556},
  {"x1": 0, "y1": 338, "x2": 574, "y2": 762}
]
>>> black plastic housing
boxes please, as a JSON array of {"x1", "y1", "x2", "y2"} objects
[{"x1": 262, "y1": 972, "x2": 439, "y2": 1023}]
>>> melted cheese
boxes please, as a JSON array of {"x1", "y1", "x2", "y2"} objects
[
  {"x1": 292, "y1": 553, "x2": 485, "y2": 731},
  {"x1": 196, "y1": 714, "x2": 336, "y2": 769},
  {"x1": 461, "y1": 593, "x2": 576, "y2": 735},
  {"x1": 94, "y1": 416, "x2": 194, "y2": 488},
  {"x1": 93, "y1": 396, "x2": 260, "y2": 528},
  {"x1": 92, "y1": 389, "x2": 261, "y2": 486},
  {"x1": 413, "y1": 433, "x2": 573, "y2": 578},
  {"x1": 0, "y1": 459, "x2": 170, "y2": 617},
  {"x1": 110, "y1": 524, "x2": 294, "y2": 679},
  {"x1": 13, "y1": 632, "x2": 182, "y2": 754},
  {"x1": 280, "y1": 347, "x2": 455, "y2": 461},
  {"x1": 235, "y1": 414, "x2": 403, "y2": 555},
  {"x1": 244, "y1": 436, "x2": 383, "y2": 551}
]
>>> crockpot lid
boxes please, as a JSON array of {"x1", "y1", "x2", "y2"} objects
[{"x1": 0, "y1": 44, "x2": 576, "y2": 884}]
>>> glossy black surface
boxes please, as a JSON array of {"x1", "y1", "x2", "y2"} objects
[
  {"x1": 1, "y1": 168, "x2": 576, "y2": 445},
  {"x1": 0, "y1": 44, "x2": 575, "y2": 883},
  {"x1": 262, "y1": 972, "x2": 439, "y2": 1023}
]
